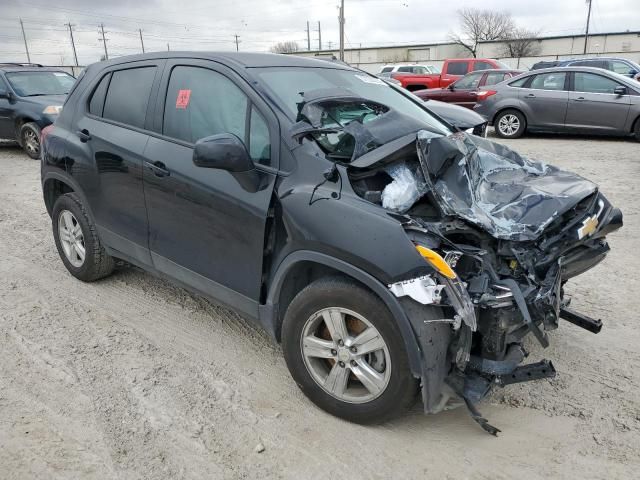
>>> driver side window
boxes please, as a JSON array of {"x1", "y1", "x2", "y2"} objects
[{"x1": 163, "y1": 66, "x2": 271, "y2": 165}]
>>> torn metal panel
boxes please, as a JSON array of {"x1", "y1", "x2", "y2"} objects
[{"x1": 416, "y1": 131, "x2": 598, "y2": 241}]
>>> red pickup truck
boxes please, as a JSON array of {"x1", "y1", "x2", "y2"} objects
[{"x1": 390, "y1": 58, "x2": 509, "y2": 91}]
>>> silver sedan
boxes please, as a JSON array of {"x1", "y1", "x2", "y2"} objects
[{"x1": 473, "y1": 66, "x2": 640, "y2": 141}]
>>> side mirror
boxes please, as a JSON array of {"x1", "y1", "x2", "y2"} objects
[
  {"x1": 193, "y1": 133, "x2": 261, "y2": 192},
  {"x1": 613, "y1": 86, "x2": 627, "y2": 96},
  {"x1": 193, "y1": 133, "x2": 254, "y2": 172}
]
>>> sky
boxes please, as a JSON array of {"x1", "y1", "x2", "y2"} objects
[{"x1": 0, "y1": 0, "x2": 638, "y2": 65}]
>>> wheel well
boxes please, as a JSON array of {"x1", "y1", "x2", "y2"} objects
[
  {"x1": 273, "y1": 261, "x2": 375, "y2": 341},
  {"x1": 632, "y1": 115, "x2": 640, "y2": 135},
  {"x1": 492, "y1": 107, "x2": 526, "y2": 126},
  {"x1": 43, "y1": 178, "x2": 74, "y2": 216}
]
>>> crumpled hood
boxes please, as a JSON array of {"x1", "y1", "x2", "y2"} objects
[{"x1": 416, "y1": 131, "x2": 598, "y2": 241}]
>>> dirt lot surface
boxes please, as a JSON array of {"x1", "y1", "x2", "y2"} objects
[{"x1": 1, "y1": 133, "x2": 639, "y2": 479}]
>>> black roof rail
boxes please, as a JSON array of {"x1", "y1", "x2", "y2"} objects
[{"x1": 0, "y1": 62, "x2": 44, "y2": 67}]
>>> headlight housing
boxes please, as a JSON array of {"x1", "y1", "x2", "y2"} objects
[
  {"x1": 43, "y1": 105, "x2": 63, "y2": 115},
  {"x1": 415, "y1": 245, "x2": 457, "y2": 279}
]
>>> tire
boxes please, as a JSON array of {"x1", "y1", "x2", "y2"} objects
[
  {"x1": 19, "y1": 122, "x2": 41, "y2": 159},
  {"x1": 634, "y1": 118, "x2": 640, "y2": 142},
  {"x1": 494, "y1": 109, "x2": 526, "y2": 139},
  {"x1": 52, "y1": 193, "x2": 115, "y2": 282},
  {"x1": 282, "y1": 277, "x2": 418, "y2": 424}
]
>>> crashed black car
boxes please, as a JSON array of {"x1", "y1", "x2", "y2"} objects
[{"x1": 41, "y1": 53, "x2": 622, "y2": 434}]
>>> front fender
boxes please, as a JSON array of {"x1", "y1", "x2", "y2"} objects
[{"x1": 263, "y1": 250, "x2": 425, "y2": 377}]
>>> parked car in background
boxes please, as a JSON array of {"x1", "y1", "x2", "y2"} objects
[
  {"x1": 412, "y1": 69, "x2": 524, "y2": 109},
  {"x1": 473, "y1": 66, "x2": 640, "y2": 140},
  {"x1": 0, "y1": 63, "x2": 75, "y2": 158},
  {"x1": 422, "y1": 99, "x2": 488, "y2": 136},
  {"x1": 531, "y1": 57, "x2": 640, "y2": 79},
  {"x1": 388, "y1": 58, "x2": 509, "y2": 91},
  {"x1": 379, "y1": 64, "x2": 441, "y2": 75}
]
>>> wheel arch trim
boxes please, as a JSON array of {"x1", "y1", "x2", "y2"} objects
[
  {"x1": 261, "y1": 250, "x2": 423, "y2": 376},
  {"x1": 42, "y1": 172, "x2": 95, "y2": 222}
]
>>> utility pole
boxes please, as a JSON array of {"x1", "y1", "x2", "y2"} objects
[
  {"x1": 99, "y1": 23, "x2": 109, "y2": 60},
  {"x1": 338, "y1": 0, "x2": 345, "y2": 61},
  {"x1": 167, "y1": 43, "x2": 170, "y2": 51},
  {"x1": 19, "y1": 19, "x2": 31, "y2": 63},
  {"x1": 234, "y1": 34, "x2": 240, "y2": 52},
  {"x1": 317, "y1": 21, "x2": 322, "y2": 51},
  {"x1": 66, "y1": 23, "x2": 79, "y2": 67},
  {"x1": 306, "y1": 21, "x2": 311, "y2": 51},
  {"x1": 139, "y1": 29, "x2": 145, "y2": 53},
  {"x1": 583, "y1": 0, "x2": 592, "y2": 54}
]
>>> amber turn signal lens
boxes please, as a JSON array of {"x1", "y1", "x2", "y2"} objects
[{"x1": 415, "y1": 245, "x2": 457, "y2": 279}]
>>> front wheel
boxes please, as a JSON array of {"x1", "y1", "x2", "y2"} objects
[
  {"x1": 282, "y1": 277, "x2": 418, "y2": 424},
  {"x1": 20, "y1": 122, "x2": 41, "y2": 159},
  {"x1": 494, "y1": 109, "x2": 526, "y2": 139}
]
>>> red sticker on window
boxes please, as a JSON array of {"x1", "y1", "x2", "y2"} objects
[{"x1": 176, "y1": 89, "x2": 191, "y2": 109}]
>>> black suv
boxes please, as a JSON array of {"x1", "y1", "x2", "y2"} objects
[
  {"x1": 0, "y1": 63, "x2": 75, "y2": 158},
  {"x1": 41, "y1": 53, "x2": 622, "y2": 433}
]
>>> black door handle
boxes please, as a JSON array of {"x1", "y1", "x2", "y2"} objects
[
  {"x1": 145, "y1": 160, "x2": 170, "y2": 177},
  {"x1": 525, "y1": 94, "x2": 536, "y2": 98},
  {"x1": 574, "y1": 97, "x2": 586, "y2": 101},
  {"x1": 77, "y1": 129, "x2": 91, "y2": 142}
]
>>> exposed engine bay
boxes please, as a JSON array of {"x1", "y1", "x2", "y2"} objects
[{"x1": 293, "y1": 93, "x2": 624, "y2": 434}]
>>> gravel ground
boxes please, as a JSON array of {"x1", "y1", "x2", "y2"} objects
[{"x1": 1, "y1": 132, "x2": 639, "y2": 479}]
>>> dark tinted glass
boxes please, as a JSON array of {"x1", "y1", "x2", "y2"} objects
[
  {"x1": 88, "y1": 73, "x2": 111, "y2": 116},
  {"x1": 103, "y1": 67, "x2": 156, "y2": 129},
  {"x1": 249, "y1": 106, "x2": 271, "y2": 165},
  {"x1": 574, "y1": 72, "x2": 621, "y2": 94},
  {"x1": 163, "y1": 66, "x2": 248, "y2": 144},
  {"x1": 571, "y1": 60, "x2": 607, "y2": 69},
  {"x1": 380, "y1": 67, "x2": 393, "y2": 73},
  {"x1": 446, "y1": 62, "x2": 469, "y2": 76},
  {"x1": 473, "y1": 61, "x2": 494, "y2": 71},
  {"x1": 398, "y1": 66, "x2": 413, "y2": 72}
]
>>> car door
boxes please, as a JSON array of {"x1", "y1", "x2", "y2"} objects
[
  {"x1": 71, "y1": 60, "x2": 163, "y2": 265},
  {"x1": 142, "y1": 60, "x2": 278, "y2": 318},
  {"x1": 520, "y1": 71, "x2": 569, "y2": 129},
  {"x1": 446, "y1": 71, "x2": 484, "y2": 108},
  {"x1": 565, "y1": 71, "x2": 631, "y2": 133},
  {"x1": 0, "y1": 76, "x2": 15, "y2": 139}
]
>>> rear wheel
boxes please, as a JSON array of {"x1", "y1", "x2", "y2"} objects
[
  {"x1": 282, "y1": 277, "x2": 418, "y2": 424},
  {"x1": 52, "y1": 193, "x2": 115, "y2": 282},
  {"x1": 494, "y1": 109, "x2": 526, "y2": 139},
  {"x1": 633, "y1": 118, "x2": 640, "y2": 142},
  {"x1": 20, "y1": 122, "x2": 41, "y2": 159}
]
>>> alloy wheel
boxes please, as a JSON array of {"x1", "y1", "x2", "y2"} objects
[
  {"x1": 498, "y1": 114, "x2": 520, "y2": 136},
  {"x1": 300, "y1": 307, "x2": 392, "y2": 404},
  {"x1": 58, "y1": 210, "x2": 86, "y2": 267},
  {"x1": 22, "y1": 128, "x2": 40, "y2": 156}
]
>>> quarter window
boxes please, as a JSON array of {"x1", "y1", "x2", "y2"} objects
[
  {"x1": 380, "y1": 67, "x2": 393, "y2": 73},
  {"x1": 529, "y1": 72, "x2": 567, "y2": 91},
  {"x1": 88, "y1": 73, "x2": 111, "y2": 116},
  {"x1": 573, "y1": 72, "x2": 622, "y2": 94},
  {"x1": 103, "y1": 67, "x2": 156, "y2": 129},
  {"x1": 445, "y1": 62, "x2": 469, "y2": 76},
  {"x1": 509, "y1": 76, "x2": 529, "y2": 88}
]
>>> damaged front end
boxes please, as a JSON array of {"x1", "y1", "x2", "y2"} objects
[
  {"x1": 364, "y1": 132, "x2": 622, "y2": 434},
  {"x1": 292, "y1": 93, "x2": 623, "y2": 434}
]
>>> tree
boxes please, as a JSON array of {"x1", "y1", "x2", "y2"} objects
[
  {"x1": 270, "y1": 41, "x2": 300, "y2": 54},
  {"x1": 500, "y1": 28, "x2": 542, "y2": 65},
  {"x1": 449, "y1": 8, "x2": 514, "y2": 57}
]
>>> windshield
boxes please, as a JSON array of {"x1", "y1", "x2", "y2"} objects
[
  {"x1": 6, "y1": 71, "x2": 75, "y2": 96},
  {"x1": 255, "y1": 67, "x2": 450, "y2": 131}
]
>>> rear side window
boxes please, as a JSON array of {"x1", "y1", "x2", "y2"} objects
[
  {"x1": 570, "y1": 60, "x2": 607, "y2": 69},
  {"x1": 88, "y1": 73, "x2": 111, "y2": 116},
  {"x1": 530, "y1": 72, "x2": 567, "y2": 91},
  {"x1": 445, "y1": 62, "x2": 469, "y2": 76},
  {"x1": 509, "y1": 76, "x2": 529, "y2": 87},
  {"x1": 103, "y1": 67, "x2": 156, "y2": 129},
  {"x1": 397, "y1": 66, "x2": 413, "y2": 73}
]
